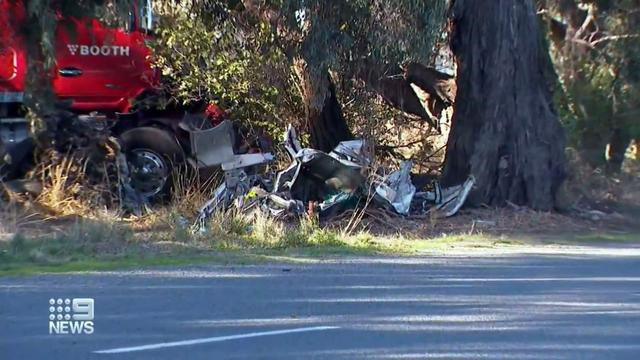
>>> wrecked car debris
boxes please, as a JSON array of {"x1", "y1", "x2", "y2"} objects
[
  {"x1": 414, "y1": 175, "x2": 476, "y2": 217},
  {"x1": 193, "y1": 126, "x2": 365, "y2": 231},
  {"x1": 193, "y1": 170, "x2": 267, "y2": 228},
  {"x1": 193, "y1": 125, "x2": 475, "y2": 230},
  {"x1": 374, "y1": 161, "x2": 416, "y2": 215}
]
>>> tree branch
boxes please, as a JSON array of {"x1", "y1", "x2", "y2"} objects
[{"x1": 591, "y1": 34, "x2": 640, "y2": 46}]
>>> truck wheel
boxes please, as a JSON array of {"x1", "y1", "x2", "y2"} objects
[{"x1": 119, "y1": 127, "x2": 184, "y2": 199}]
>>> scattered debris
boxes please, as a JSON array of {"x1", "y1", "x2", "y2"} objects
[
  {"x1": 416, "y1": 175, "x2": 476, "y2": 217},
  {"x1": 374, "y1": 160, "x2": 415, "y2": 215},
  {"x1": 576, "y1": 209, "x2": 610, "y2": 222},
  {"x1": 471, "y1": 220, "x2": 497, "y2": 228},
  {"x1": 193, "y1": 125, "x2": 476, "y2": 231}
]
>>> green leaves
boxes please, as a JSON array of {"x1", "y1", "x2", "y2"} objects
[
  {"x1": 278, "y1": 0, "x2": 447, "y2": 69},
  {"x1": 147, "y1": 0, "x2": 448, "y2": 143},
  {"x1": 151, "y1": 4, "x2": 300, "y2": 139}
]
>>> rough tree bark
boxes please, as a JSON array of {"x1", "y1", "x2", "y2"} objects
[
  {"x1": 441, "y1": 0, "x2": 566, "y2": 211},
  {"x1": 294, "y1": 59, "x2": 353, "y2": 152}
]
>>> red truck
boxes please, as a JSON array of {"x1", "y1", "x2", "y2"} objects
[{"x1": 0, "y1": 0, "x2": 270, "y2": 198}]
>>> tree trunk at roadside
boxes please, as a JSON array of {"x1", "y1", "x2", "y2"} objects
[
  {"x1": 294, "y1": 59, "x2": 352, "y2": 152},
  {"x1": 441, "y1": 0, "x2": 566, "y2": 211}
]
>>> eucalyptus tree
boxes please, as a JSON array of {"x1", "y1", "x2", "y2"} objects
[
  {"x1": 268, "y1": 0, "x2": 449, "y2": 151},
  {"x1": 442, "y1": 0, "x2": 567, "y2": 210}
]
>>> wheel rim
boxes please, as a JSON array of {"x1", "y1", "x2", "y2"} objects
[{"x1": 128, "y1": 149, "x2": 168, "y2": 197}]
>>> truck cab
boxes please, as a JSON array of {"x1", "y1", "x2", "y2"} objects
[
  {"x1": 0, "y1": 0, "x2": 157, "y2": 119},
  {"x1": 0, "y1": 0, "x2": 173, "y2": 197},
  {"x1": 1, "y1": 1, "x2": 182, "y2": 197},
  {"x1": 53, "y1": 7, "x2": 157, "y2": 114},
  {"x1": 1, "y1": 1, "x2": 272, "y2": 199}
]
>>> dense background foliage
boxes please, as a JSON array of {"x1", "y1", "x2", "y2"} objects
[
  {"x1": 538, "y1": 0, "x2": 640, "y2": 171},
  {"x1": 150, "y1": 1, "x2": 448, "y2": 161}
]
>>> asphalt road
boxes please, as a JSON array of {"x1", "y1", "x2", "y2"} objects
[{"x1": 1, "y1": 253, "x2": 640, "y2": 359}]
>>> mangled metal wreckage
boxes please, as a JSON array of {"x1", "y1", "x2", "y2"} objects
[{"x1": 193, "y1": 124, "x2": 475, "y2": 231}]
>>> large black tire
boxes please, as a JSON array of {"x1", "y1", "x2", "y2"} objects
[{"x1": 119, "y1": 127, "x2": 184, "y2": 200}]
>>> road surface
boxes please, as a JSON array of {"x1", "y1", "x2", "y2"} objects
[{"x1": 2, "y1": 253, "x2": 640, "y2": 359}]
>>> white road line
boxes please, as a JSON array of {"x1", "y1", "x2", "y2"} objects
[{"x1": 93, "y1": 326, "x2": 340, "y2": 354}]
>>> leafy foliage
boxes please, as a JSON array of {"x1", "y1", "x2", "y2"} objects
[
  {"x1": 151, "y1": 2, "x2": 302, "y2": 138},
  {"x1": 277, "y1": 0, "x2": 447, "y2": 71},
  {"x1": 152, "y1": 0, "x2": 448, "y2": 145},
  {"x1": 540, "y1": 0, "x2": 640, "y2": 167}
]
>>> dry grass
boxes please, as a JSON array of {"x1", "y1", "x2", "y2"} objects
[
  {"x1": 559, "y1": 148, "x2": 640, "y2": 214},
  {"x1": 0, "y1": 202, "x2": 45, "y2": 241},
  {"x1": 3, "y1": 138, "x2": 637, "y2": 271},
  {"x1": 170, "y1": 166, "x2": 222, "y2": 216},
  {"x1": 12, "y1": 141, "x2": 121, "y2": 218},
  {"x1": 34, "y1": 154, "x2": 93, "y2": 216}
]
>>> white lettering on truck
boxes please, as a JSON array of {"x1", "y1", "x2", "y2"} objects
[{"x1": 68, "y1": 44, "x2": 130, "y2": 57}]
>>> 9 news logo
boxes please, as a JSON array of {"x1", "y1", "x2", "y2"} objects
[{"x1": 48, "y1": 298, "x2": 94, "y2": 335}]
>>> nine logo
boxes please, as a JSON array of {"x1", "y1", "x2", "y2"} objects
[{"x1": 48, "y1": 298, "x2": 94, "y2": 335}]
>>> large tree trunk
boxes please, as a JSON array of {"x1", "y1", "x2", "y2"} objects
[
  {"x1": 442, "y1": 0, "x2": 566, "y2": 211},
  {"x1": 294, "y1": 59, "x2": 352, "y2": 152}
]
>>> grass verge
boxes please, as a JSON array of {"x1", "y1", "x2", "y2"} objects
[
  {"x1": 2, "y1": 210, "x2": 639, "y2": 276},
  {"x1": 0, "y1": 214, "x2": 407, "y2": 276}
]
